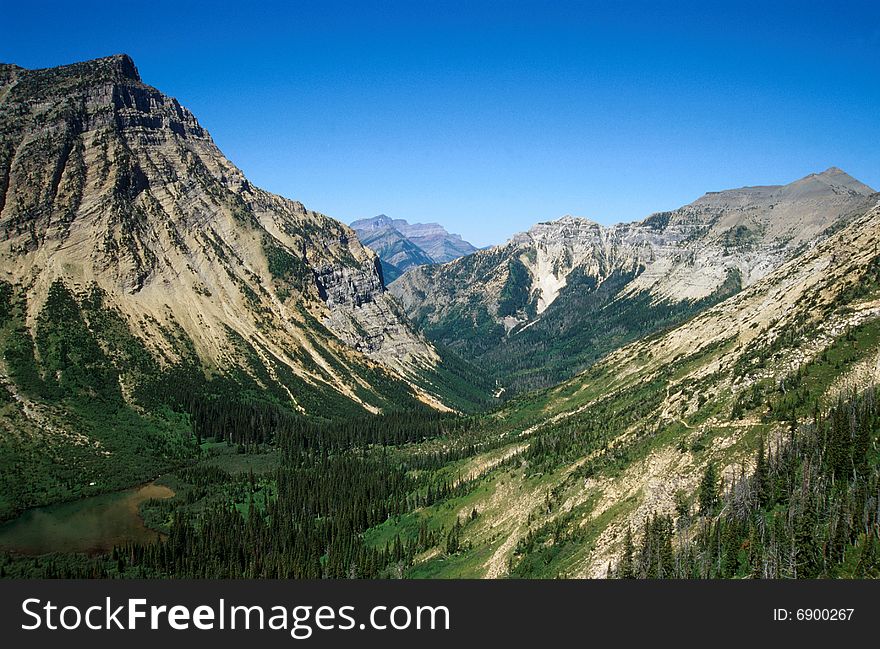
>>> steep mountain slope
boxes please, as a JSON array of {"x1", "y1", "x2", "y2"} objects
[
  {"x1": 373, "y1": 195, "x2": 880, "y2": 578},
  {"x1": 390, "y1": 169, "x2": 876, "y2": 391},
  {"x1": 0, "y1": 55, "x2": 489, "y2": 516},
  {"x1": 351, "y1": 214, "x2": 477, "y2": 282}
]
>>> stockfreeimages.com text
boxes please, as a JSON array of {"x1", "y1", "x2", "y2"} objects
[{"x1": 21, "y1": 597, "x2": 451, "y2": 639}]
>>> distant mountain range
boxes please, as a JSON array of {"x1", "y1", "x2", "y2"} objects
[{"x1": 350, "y1": 215, "x2": 477, "y2": 282}]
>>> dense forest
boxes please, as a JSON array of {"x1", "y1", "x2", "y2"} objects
[
  {"x1": 4, "y1": 378, "x2": 878, "y2": 579},
  {"x1": 0, "y1": 408, "x2": 474, "y2": 578},
  {"x1": 615, "y1": 389, "x2": 880, "y2": 579}
]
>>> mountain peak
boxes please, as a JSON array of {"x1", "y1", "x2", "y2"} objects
[
  {"x1": 807, "y1": 166, "x2": 874, "y2": 194},
  {"x1": 531, "y1": 215, "x2": 600, "y2": 230},
  {"x1": 351, "y1": 215, "x2": 478, "y2": 274},
  {"x1": 350, "y1": 214, "x2": 396, "y2": 230},
  {"x1": 691, "y1": 167, "x2": 875, "y2": 210},
  {"x1": 560, "y1": 214, "x2": 598, "y2": 225},
  {"x1": 2, "y1": 54, "x2": 143, "y2": 88},
  {"x1": 104, "y1": 53, "x2": 141, "y2": 82},
  {"x1": 98, "y1": 53, "x2": 140, "y2": 79},
  {"x1": 37, "y1": 53, "x2": 142, "y2": 84}
]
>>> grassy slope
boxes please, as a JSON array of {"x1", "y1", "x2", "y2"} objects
[{"x1": 0, "y1": 281, "x2": 198, "y2": 518}]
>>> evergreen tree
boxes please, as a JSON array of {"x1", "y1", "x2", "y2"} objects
[
  {"x1": 620, "y1": 527, "x2": 635, "y2": 579},
  {"x1": 754, "y1": 441, "x2": 770, "y2": 507},
  {"x1": 698, "y1": 462, "x2": 719, "y2": 516}
]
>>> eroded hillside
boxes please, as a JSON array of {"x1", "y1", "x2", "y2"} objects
[{"x1": 0, "y1": 55, "x2": 490, "y2": 516}]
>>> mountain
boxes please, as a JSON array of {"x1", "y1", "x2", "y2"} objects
[
  {"x1": 390, "y1": 169, "x2": 876, "y2": 392},
  {"x1": 0, "y1": 55, "x2": 489, "y2": 516},
  {"x1": 393, "y1": 219, "x2": 479, "y2": 263},
  {"x1": 350, "y1": 216, "x2": 435, "y2": 283},
  {"x1": 350, "y1": 214, "x2": 477, "y2": 282},
  {"x1": 374, "y1": 192, "x2": 880, "y2": 578},
  {"x1": 2, "y1": 54, "x2": 877, "y2": 582}
]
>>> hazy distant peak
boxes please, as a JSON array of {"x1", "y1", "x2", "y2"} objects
[
  {"x1": 351, "y1": 214, "x2": 397, "y2": 230},
  {"x1": 350, "y1": 215, "x2": 478, "y2": 273}
]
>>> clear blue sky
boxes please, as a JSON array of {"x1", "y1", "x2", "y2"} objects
[{"x1": 2, "y1": 1, "x2": 878, "y2": 246}]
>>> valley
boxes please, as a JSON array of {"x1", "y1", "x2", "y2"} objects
[
  {"x1": 390, "y1": 169, "x2": 875, "y2": 392},
  {"x1": 0, "y1": 55, "x2": 878, "y2": 580}
]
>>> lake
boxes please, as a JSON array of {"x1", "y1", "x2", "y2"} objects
[{"x1": 0, "y1": 482, "x2": 174, "y2": 555}]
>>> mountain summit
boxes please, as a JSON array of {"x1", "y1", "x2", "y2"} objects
[{"x1": 350, "y1": 215, "x2": 477, "y2": 282}]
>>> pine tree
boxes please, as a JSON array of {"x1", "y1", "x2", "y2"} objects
[
  {"x1": 754, "y1": 441, "x2": 770, "y2": 507},
  {"x1": 446, "y1": 518, "x2": 462, "y2": 555},
  {"x1": 620, "y1": 526, "x2": 635, "y2": 579},
  {"x1": 698, "y1": 462, "x2": 719, "y2": 516}
]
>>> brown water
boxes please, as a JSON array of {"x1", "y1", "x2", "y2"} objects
[{"x1": 0, "y1": 482, "x2": 174, "y2": 555}]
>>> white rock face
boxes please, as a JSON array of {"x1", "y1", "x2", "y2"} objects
[
  {"x1": 510, "y1": 216, "x2": 652, "y2": 314},
  {"x1": 528, "y1": 250, "x2": 568, "y2": 315}
]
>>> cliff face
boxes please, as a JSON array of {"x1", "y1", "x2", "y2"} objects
[
  {"x1": 314, "y1": 258, "x2": 440, "y2": 373},
  {"x1": 0, "y1": 54, "x2": 451, "y2": 414},
  {"x1": 390, "y1": 169, "x2": 876, "y2": 391}
]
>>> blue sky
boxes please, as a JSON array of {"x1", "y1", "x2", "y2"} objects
[{"x1": 2, "y1": 1, "x2": 878, "y2": 246}]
